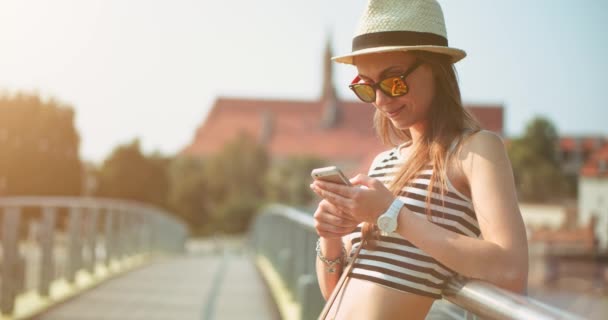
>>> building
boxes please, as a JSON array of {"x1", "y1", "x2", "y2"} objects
[
  {"x1": 559, "y1": 136, "x2": 607, "y2": 177},
  {"x1": 181, "y1": 43, "x2": 504, "y2": 176},
  {"x1": 519, "y1": 204, "x2": 570, "y2": 232},
  {"x1": 578, "y1": 144, "x2": 608, "y2": 249}
]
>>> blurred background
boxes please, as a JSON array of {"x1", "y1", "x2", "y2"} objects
[{"x1": 0, "y1": 0, "x2": 606, "y2": 319}]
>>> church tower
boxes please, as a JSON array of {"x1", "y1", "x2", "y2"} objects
[{"x1": 320, "y1": 36, "x2": 341, "y2": 129}]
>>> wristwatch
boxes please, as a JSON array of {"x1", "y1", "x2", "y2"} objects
[{"x1": 377, "y1": 198, "x2": 404, "y2": 235}]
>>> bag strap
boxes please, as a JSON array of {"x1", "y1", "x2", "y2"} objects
[{"x1": 318, "y1": 242, "x2": 364, "y2": 320}]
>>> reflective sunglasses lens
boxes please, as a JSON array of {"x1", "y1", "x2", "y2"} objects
[
  {"x1": 352, "y1": 85, "x2": 376, "y2": 102},
  {"x1": 380, "y1": 77, "x2": 408, "y2": 97}
]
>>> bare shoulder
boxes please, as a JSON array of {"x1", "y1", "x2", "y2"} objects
[
  {"x1": 457, "y1": 130, "x2": 510, "y2": 177},
  {"x1": 461, "y1": 130, "x2": 505, "y2": 153},
  {"x1": 459, "y1": 130, "x2": 507, "y2": 160}
]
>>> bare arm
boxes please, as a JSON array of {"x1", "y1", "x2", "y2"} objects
[
  {"x1": 312, "y1": 200, "x2": 357, "y2": 299},
  {"x1": 315, "y1": 237, "x2": 352, "y2": 300},
  {"x1": 395, "y1": 131, "x2": 528, "y2": 292}
]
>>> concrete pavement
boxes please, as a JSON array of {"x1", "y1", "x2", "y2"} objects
[{"x1": 37, "y1": 239, "x2": 279, "y2": 320}]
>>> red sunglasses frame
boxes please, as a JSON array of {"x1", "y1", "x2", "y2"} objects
[{"x1": 349, "y1": 61, "x2": 422, "y2": 103}]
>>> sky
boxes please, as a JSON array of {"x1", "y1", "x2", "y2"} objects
[{"x1": 1, "y1": 0, "x2": 607, "y2": 163}]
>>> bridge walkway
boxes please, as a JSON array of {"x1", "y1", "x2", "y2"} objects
[{"x1": 37, "y1": 239, "x2": 279, "y2": 320}]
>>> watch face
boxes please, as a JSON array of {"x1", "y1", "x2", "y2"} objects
[{"x1": 378, "y1": 215, "x2": 397, "y2": 233}]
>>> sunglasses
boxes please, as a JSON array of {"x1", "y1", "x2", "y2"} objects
[{"x1": 349, "y1": 61, "x2": 422, "y2": 103}]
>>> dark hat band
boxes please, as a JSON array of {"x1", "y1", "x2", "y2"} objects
[{"x1": 352, "y1": 31, "x2": 448, "y2": 51}]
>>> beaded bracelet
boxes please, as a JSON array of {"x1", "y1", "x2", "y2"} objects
[{"x1": 316, "y1": 238, "x2": 347, "y2": 273}]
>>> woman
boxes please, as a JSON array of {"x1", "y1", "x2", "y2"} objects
[{"x1": 311, "y1": 0, "x2": 529, "y2": 319}]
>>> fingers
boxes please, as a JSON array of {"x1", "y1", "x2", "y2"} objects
[
  {"x1": 318, "y1": 200, "x2": 358, "y2": 225},
  {"x1": 315, "y1": 229, "x2": 347, "y2": 239},
  {"x1": 316, "y1": 209, "x2": 357, "y2": 228},
  {"x1": 314, "y1": 202, "x2": 358, "y2": 238},
  {"x1": 314, "y1": 223, "x2": 355, "y2": 238},
  {"x1": 350, "y1": 173, "x2": 380, "y2": 188},
  {"x1": 311, "y1": 180, "x2": 352, "y2": 198},
  {"x1": 311, "y1": 183, "x2": 353, "y2": 210},
  {"x1": 314, "y1": 223, "x2": 357, "y2": 239}
]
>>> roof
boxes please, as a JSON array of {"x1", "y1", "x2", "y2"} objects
[
  {"x1": 181, "y1": 98, "x2": 384, "y2": 165},
  {"x1": 465, "y1": 105, "x2": 503, "y2": 135},
  {"x1": 580, "y1": 144, "x2": 608, "y2": 178},
  {"x1": 529, "y1": 215, "x2": 597, "y2": 249},
  {"x1": 180, "y1": 97, "x2": 504, "y2": 175},
  {"x1": 530, "y1": 228, "x2": 596, "y2": 249},
  {"x1": 560, "y1": 136, "x2": 606, "y2": 152}
]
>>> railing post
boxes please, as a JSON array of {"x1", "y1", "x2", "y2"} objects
[
  {"x1": 122, "y1": 211, "x2": 130, "y2": 257},
  {"x1": 124, "y1": 210, "x2": 132, "y2": 256},
  {"x1": 39, "y1": 207, "x2": 56, "y2": 296},
  {"x1": 132, "y1": 213, "x2": 140, "y2": 254},
  {"x1": 292, "y1": 225, "x2": 306, "y2": 296},
  {"x1": 25, "y1": 220, "x2": 38, "y2": 292},
  {"x1": 140, "y1": 214, "x2": 150, "y2": 254},
  {"x1": 278, "y1": 248, "x2": 292, "y2": 284},
  {"x1": 67, "y1": 207, "x2": 83, "y2": 283},
  {"x1": 136, "y1": 213, "x2": 143, "y2": 254},
  {"x1": 148, "y1": 214, "x2": 157, "y2": 253},
  {"x1": 86, "y1": 208, "x2": 98, "y2": 273},
  {"x1": 128, "y1": 212, "x2": 137, "y2": 256},
  {"x1": 305, "y1": 231, "x2": 316, "y2": 277},
  {"x1": 285, "y1": 220, "x2": 295, "y2": 288},
  {"x1": 117, "y1": 210, "x2": 126, "y2": 259},
  {"x1": 104, "y1": 209, "x2": 114, "y2": 266},
  {"x1": 1, "y1": 207, "x2": 23, "y2": 315}
]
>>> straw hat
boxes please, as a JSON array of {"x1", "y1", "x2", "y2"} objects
[{"x1": 332, "y1": 0, "x2": 466, "y2": 64}]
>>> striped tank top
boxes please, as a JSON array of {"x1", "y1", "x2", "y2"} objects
[{"x1": 347, "y1": 141, "x2": 481, "y2": 299}]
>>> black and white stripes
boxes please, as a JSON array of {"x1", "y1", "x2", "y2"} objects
[{"x1": 348, "y1": 147, "x2": 480, "y2": 299}]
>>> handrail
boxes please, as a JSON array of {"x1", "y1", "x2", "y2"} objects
[
  {"x1": 444, "y1": 278, "x2": 584, "y2": 320},
  {"x1": 249, "y1": 204, "x2": 586, "y2": 320},
  {"x1": 0, "y1": 196, "x2": 188, "y2": 318}
]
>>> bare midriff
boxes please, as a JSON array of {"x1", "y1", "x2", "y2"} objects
[{"x1": 326, "y1": 277, "x2": 435, "y2": 320}]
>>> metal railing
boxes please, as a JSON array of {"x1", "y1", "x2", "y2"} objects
[
  {"x1": 0, "y1": 196, "x2": 188, "y2": 317},
  {"x1": 249, "y1": 204, "x2": 586, "y2": 320}
]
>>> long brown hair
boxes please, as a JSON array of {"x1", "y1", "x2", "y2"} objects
[{"x1": 362, "y1": 51, "x2": 480, "y2": 246}]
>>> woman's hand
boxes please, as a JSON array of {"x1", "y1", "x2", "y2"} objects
[
  {"x1": 311, "y1": 174, "x2": 395, "y2": 224},
  {"x1": 313, "y1": 199, "x2": 359, "y2": 239}
]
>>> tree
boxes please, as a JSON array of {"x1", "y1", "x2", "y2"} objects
[
  {"x1": 204, "y1": 132, "x2": 269, "y2": 234},
  {"x1": 167, "y1": 156, "x2": 211, "y2": 234},
  {"x1": 508, "y1": 117, "x2": 567, "y2": 202},
  {"x1": 0, "y1": 93, "x2": 82, "y2": 196},
  {"x1": 95, "y1": 139, "x2": 170, "y2": 209},
  {"x1": 266, "y1": 156, "x2": 327, "y2": 209}
]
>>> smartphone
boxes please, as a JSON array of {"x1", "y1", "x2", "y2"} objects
[{"x1": 311, "y1": 166, "x2": 352, "y2": 186}]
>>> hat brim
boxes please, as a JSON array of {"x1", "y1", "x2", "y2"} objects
[{"x1": 331, "y1": 45, "x2": 466, "y2": 65}]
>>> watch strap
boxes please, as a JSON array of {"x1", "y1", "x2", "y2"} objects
[{"x1": 385, "y1": 198, "x2": 404, "y2": 218}]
